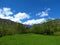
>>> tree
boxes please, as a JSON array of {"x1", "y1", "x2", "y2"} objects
[{"x1": 17, "y1": 23, "x2": 27, "y2": 34}]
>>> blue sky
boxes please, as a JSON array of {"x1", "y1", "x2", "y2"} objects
[{"x1": 0, "y1": 0, "x2": 60, "y2": 25}]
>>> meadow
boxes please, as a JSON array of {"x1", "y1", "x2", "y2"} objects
[{"x1": 0, "y1": 34, "x2": 60, "y2": 45}]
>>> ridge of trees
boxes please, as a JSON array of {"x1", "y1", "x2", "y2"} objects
[{"x1": 0, "y1": 18, "x2": 60, "y2": 37}]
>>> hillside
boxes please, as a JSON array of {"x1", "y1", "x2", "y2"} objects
[
  {"x1": 0, "y1": 18, "x2": 60, "y2": 37},
  {"x1": 0, "y1": 18, "x2": 17, "y2": 25},
  {"x1": 29, "y1": 19, "x2": 60, "y2": 35},
  {"x1": 0, "y1": 18, "x2": 26, "y2": 37}
]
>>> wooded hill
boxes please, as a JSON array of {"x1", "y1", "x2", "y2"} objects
[{"x1": 0, "y1": 18, "x2": 60, "y2": 37}]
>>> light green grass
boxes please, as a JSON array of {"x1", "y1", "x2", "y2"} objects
[{"x1": 0, "y1": 34, "x2": 60, "y2": 45}]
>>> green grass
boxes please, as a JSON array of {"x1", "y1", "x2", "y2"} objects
[{"x1": 0, "y1": 34, "x2": 60, "y2": 45}]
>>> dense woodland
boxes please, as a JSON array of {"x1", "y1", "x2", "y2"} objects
[{"x1": 0, "y1": 18, "x2": 60, "y2": 37}]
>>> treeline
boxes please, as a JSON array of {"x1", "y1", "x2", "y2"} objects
[
  {"x1": 0, "y1": 19, "x2": 60, "y2": 37},
  {"x1": 29, "y1": 20, "x2": 60, "y2": 35}
]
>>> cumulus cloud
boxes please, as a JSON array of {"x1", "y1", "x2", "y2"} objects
[
  {"x1": 23, "y1": 18, "x2": 46, "y2": 25},
  {"x1": 1, "y1": 8, "x2": 13, "y2": 16},
  {"x1": 14, "y1": 12, "x2": 30, "y2": 20},
  {"x1": 0, "y1": 7, "x2": 30, "y2": 23},
  {"x1": 36, "y1": 8, "x2": 51, "y2": 17},
  {"x1": 11, "y1": 12, "x2": 30, "y2": 22}
]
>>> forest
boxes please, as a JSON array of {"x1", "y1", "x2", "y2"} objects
[{"x1": 0, "y1": 18, "x2": 60, "y2": 37}]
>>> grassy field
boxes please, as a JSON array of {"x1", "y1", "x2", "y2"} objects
[{"x1": 0, "y1": 34, "x2": 60, "y2": 45}]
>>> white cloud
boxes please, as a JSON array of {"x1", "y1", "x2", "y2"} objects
[
  {"x1": 23, "y1": 18, "x2": 46, "y2": 25},
  {"x1": 2, "y1": 8, "x2": 13, "y2": 16},
  {"x1": 10, "y1": 12, "x2": 30, "y2": 22},
  {"x1": 46, "y1": 8, "x2": 51, "y2": 12},
  {"x1": 37, "y1": 11, "x2": 48, "y2": 17},
  {"x1": 0, "y1": 7, "x2": 30, "y2": 23},
  {"x1": 14, "y1": 12, "x2": 30, "y2": 20},
  {"x1": 36, "y1": 8, "x2": 51, "y2": 17},
  {"x1": 48, "y1": 17, "x2": 55, "y2": 20},
  {"x1": 0, "y1": 7, "x2": 13, "y2": 19}
]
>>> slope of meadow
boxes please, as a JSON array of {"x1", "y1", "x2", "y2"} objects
[{"x1": 0, "y1": 34, "x2": 60, "y2": 45}]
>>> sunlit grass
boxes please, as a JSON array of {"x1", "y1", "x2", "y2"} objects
[{"x1": 0, "y1": 34, "x2": 60, "y2": 45}]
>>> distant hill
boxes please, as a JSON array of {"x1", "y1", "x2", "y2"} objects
[
  {"x1": 46, "y1": 19, "x2": 60, "y2": 26},
  {"x1": 0, "y1": 18, "x2": 17, "y2": 25},
  {"x1": 30, "y1": 19, "x2": 60, "y2": 35},
  {"x1": 0, "y1": 18, "x2": 31, "y2": 37},
  {"x1": 0, "y1": 18, "x2": 18, "y2": 32}
]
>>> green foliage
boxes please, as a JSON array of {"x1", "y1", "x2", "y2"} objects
[
  {"x1": 54, "y1": 32, "x2": 60, "y2": 36},
  {"x1": 0, "y1": 19, "x2": 18, "y2": 36},
  {"x1": 29, "y1": 19, "x2": 60, "y2": 35},
  {"x1": 0, "y1": 18, "x2": 60, "y2": 37},
  {"x1": 30, "y1": 24, "x2": 44, "y2": 34},
  {"x1": 17, "y1": 23, "x2": 27, "y2": 34}
]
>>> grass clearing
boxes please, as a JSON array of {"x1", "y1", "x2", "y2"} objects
[{"x1": 0, "y1": 34, "x2": 60, "y2": 45}]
